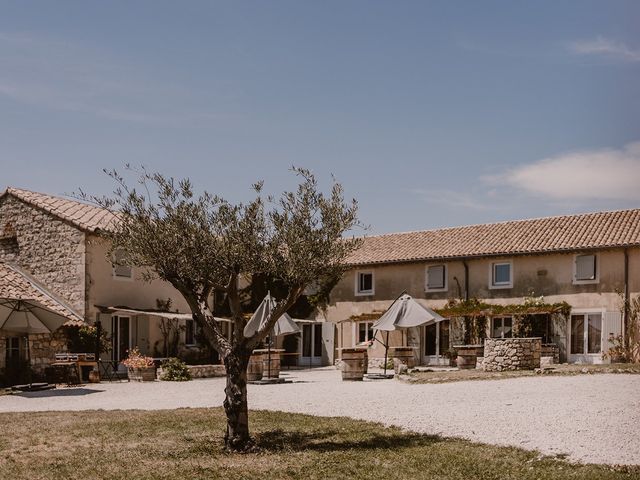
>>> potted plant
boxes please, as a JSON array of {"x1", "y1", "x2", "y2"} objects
[
  {"x1": 445, "y1": 347, "x2": 458, "y2": 367},
  {"x1": 122, "y1": 347, "x2": 156, "y2": 381}
]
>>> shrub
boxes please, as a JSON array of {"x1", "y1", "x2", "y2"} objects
[{"x1": 160, "y1": 357, "x2": 191, "y2": 381}]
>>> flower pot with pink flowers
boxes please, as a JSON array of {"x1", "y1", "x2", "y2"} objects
[{"x1": 122, "y1": 347, "x2": 156, "y2": 381}]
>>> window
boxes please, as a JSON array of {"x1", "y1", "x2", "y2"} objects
[
  {"x1": 112, "y1": 249, "x2": 133, "y2": 279},
  {"x1": 574, "y1": 254, "x2": 598, "y2": 284},
  {"x1": 424, "y1": 320, "x2": 450, "y2": 356},
  {"x1": 490, "y1": 261, "x2": 512, "y2": 288},
  {"x1": 426, "y1": 264, "x2": 447, "y2": 291},
  {"x1": 571, "y1": 313, "x2": 602, "y2": 355},
  {"x1": 355, "y1": 271, "x2": 374, "y2": 295},
  {"x1": 185, "y1": 319, "x2": 195, "y2": 345},
  {"x1": 5, "y1": 337, "x2": 23, "y2": 361},
  {"x1": 491, "y1": 317, "x2": 513, "y2": 338},
  {"x1": 357, "y1": 321, "x2": 374, "y2": 344}
]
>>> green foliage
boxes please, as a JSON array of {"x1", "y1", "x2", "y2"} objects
[
  {"x1": 438, "y1": 297, "x2": 571, "y2": 320},
  {"x1": 160, "y1": 357, "x2": 192, "y2": 381},
  {"x1": 62, "y1": 325, "x2": 110, "y2": 353}
]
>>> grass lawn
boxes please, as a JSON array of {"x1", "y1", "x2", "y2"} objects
[
  {"x1": 0, "y1": 409, "x2": 637, "y2": 480},
  {"x1": 405, "y1": 363, "x2": 640, "y2": 384}
]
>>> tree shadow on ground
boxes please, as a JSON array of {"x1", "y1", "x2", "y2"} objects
[
  {"x1": 253, "y1": 428, "x2": 445, "y2": 453},
  {"x1": 17, "y1": 387, "x2": 104, "y2": 398}
]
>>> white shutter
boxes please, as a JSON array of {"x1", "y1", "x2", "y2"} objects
[
  {"x1": 322, "y1": 322, "x2": 335, "y2": 366},
  {"x1": 602, "y1": 311, "x2": 622, "y2": 353},
  {"x1": 97, "y1": 313, "x2": 113, "y2": 361}
]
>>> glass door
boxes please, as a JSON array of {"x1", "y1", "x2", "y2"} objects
[
  {"x1": 423, "y1": 320, "x2": 450, "y2": 365},
  {"x1": 111, "y1": 316, "x2": 131, "y2": 362},
  {"x1": 569, "y1": 313, "x2": 602, "y2": 363},
  {"x1": 301, "y1": 323, "x2": 323, "y2": 366}
]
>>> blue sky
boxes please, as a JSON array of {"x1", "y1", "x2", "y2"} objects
[{"x1": 1, "y1": 1, "x2": 639, "y2": 234}]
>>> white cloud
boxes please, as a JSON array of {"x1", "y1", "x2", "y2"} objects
[
  {"x1": 489, "y1": 142, "x2": 640, "y2": 202},
  {"x1": 568, "y1": 36, "x2": 640, "y2": 63}
]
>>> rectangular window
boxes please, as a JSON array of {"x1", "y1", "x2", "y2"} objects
[
  {"x1": 112, "y1": 250, "x2": 133, "y2": 279},
  {"x1": 185, "y1": 319, "x2": 195, "y2": 345},
  {"x1": 491, "y1": 261, "x2": 512, "y2": 288},
  {"x1": 571, "y1": 312, "x2": 602, "y2": 355},
  {"x1": 491, "y1": 317, "x2": 513, "y2": 338},
  {"x1": 426, "y1": 265, "x2": 446, "y2": 291},
  {"x1": 355, "y1": 271, "x2": 374, "y2": 295},
  {"x1": 571, "y1": 314, "x2": 585, "y2": 354},
  {"x1": 357, "y1": 321, "x2": 374, "y2": 344},
  {"x1": 438, "y1": 320, "x2": 450, "y2": 356},
  {"x1": 5, "y1": 337, "x2": 23, "y2": 361},
  {"x1": 587, "y1": 314, "x2": 602, "y2": 354},
  {"x1": 575, "y1": 254, "x2": 597, "y2": 282}
]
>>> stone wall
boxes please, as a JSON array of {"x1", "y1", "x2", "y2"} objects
[
  {"x1": 0, "y1": 331, "x2": 68, "y2": 375},
  {"x1": 0, "y1": 196, "x2": 86, "y2": 314},
  {"x1": 483, "y1": 337, "x2": 541, "y2": 371}
]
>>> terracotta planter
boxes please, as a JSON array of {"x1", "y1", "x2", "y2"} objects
[
  {"x1": 88, "y1": 370, "x2": 101, "y2": 383},
  {"x1": 128, "y1": 367, "x2": 156, "y2": 382}
]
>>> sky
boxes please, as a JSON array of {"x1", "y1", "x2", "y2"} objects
[{"x1": 0, "y1": 1, "x2": 639, "y2": 234}]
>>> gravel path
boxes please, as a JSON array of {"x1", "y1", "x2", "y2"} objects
[{"x1": 1, "y1": 368, "x2": 638, "y2": 465}]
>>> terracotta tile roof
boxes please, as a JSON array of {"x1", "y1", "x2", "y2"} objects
[
  {"x1": 2, "y1": 187, "x2": 117, "y2": 233},
  {"x1": 0, "y1": 263, "x2": 85, "y2": 325},
  {"x1": 347, "y1": 209, "x2": 640, "y2": 266}
]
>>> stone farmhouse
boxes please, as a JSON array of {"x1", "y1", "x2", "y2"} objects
[
  {"x1": 327, "y1": 209, "x2": 640, "y2": 366},
  {"x1": 2, "y1": 186, "x2": 639, "y2": 375},
  {"x1": 0, "y1": 187, "x2": 202, "y2": 376}
]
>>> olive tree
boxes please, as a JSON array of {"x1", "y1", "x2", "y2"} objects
[{"x1": 91, "y1": 167, "x2": 361, "y2": 450}]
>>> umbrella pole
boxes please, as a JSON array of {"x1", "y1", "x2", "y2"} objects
[
  {"x1": 383, "y1": 331, "x2": 389, "y2": 376},
  {"x1": 26, "y1": 334, "x2": 32, "y2": 388},
  {"x1": 267, "y1": 335, "x2": 272, "y2": 378}
]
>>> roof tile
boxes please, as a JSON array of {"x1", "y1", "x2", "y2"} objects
[
  {"x1": 3, "y1": 187, "x2": 117, "y2": 232},
  {"x1": 347, "y1": 209, "x2": 640, "y2": 265}
]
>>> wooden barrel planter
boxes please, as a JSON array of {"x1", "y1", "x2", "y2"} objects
[
  {"x1": 454, "y1": 345, "x2": 484, "y2": 370},
  {"x1": 247, "y1": 351, "x2": 264, "y2": 381},
  {"x1": 128, "y1": 367, "x2": 156, "y2": 382},
  {"x1": 391, "y1": 347, "x2": 416, "y2": 373},
  {"x1": 254, "y1": 349, "x2": 283, "y2": 379},
  {"x1": 341, "y1": 348, "x2": 366, "y2": 381}
]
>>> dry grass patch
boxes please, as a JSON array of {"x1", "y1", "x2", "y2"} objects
[
  {"x1": 0, "y1": 408, "x2": 637, "y2": 480},
  {"x1": 406, "y1": 363, "x2": 640, "y2": 384}
]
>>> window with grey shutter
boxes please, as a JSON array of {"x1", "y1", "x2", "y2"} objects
[
  {"x1": 113, "y1": 250, "x2": 133, "y2": 278},
  {"x1": 427, "y1": 265, "x2": 445, "y2": 289},
  {"x1": 575, "y1": 254, "x2": 596, "y2": 281}
]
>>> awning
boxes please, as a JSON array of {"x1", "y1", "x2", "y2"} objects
[{"x1": 100, "y1": 306, "x2": 234, "y2": 323}]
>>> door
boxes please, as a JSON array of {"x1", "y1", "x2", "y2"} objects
[
  {"x1": 569, "y1": 312, "x2": 603, "y2": 364},
  {"x1": 111, "y1": 316, "x2": 131, "y2": 362},
  {"x1": 422, "y1": 320, "x2": 450, "y2": 365},
  {"x1": 301, "y1": 323, "x2": 323, "y2": 367}
]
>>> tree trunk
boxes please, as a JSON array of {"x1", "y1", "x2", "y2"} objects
[{"x1": 223, "y1": 350, "x2": 251, "y2": 451}]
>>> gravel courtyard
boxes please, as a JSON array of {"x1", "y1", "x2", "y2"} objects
[{"x1": 1, "y1": 368, "x2": 638, "y2": 465}]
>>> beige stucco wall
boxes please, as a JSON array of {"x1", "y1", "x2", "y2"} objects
[
  {"x1": 328, "y1": 247, "x2": 640, "y2": 362},
  {"x1": 330, "y1": 248, "x2": 639, "y2": 314},
  {"x1": 85, "y1": 234, "x2": 191, "y2": 321}
]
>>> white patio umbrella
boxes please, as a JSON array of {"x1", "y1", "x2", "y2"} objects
[
  {"x1": 244, "y1": 292, "x2": 300, "y2": 377},
  {"x1": 0, "y1": 298, "x2": 75, "y2": 386},
  {"x1": 372, "y1": 293, "x2": 444, "y2": 375}
]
